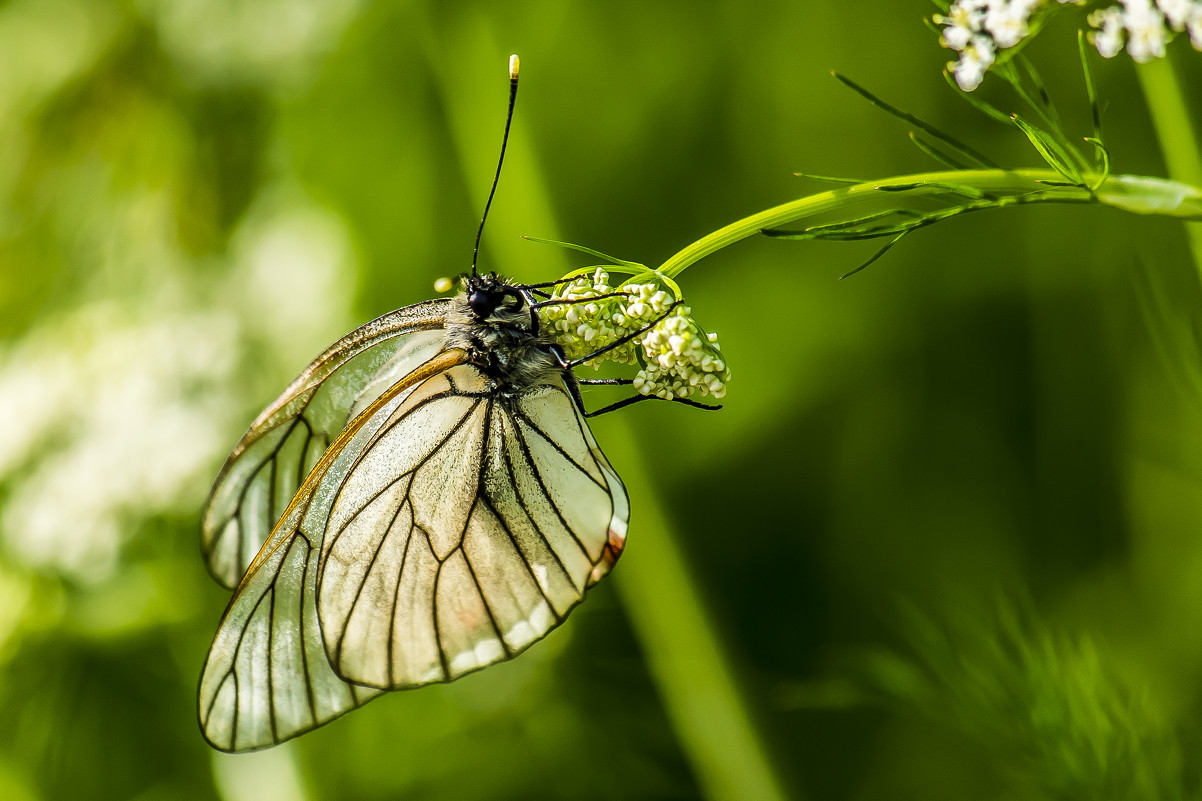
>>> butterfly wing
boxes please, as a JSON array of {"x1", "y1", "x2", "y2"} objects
[
  {"x1": 197, "y1": 519, "x2": 383, "y2": 752},
  {"x1": 198, "y1": 349, "x2": 467, "y2": 752},
  {"x1": 203, "y1": 300, "x2": 451, "y2": 588},
  {"x1": 317, "y1": 365, "x2": 629, "y2": 690}
]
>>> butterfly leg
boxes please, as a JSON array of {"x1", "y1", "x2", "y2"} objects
[
  {"x1": 583, "y1": 393, "x2": 721, "y2": 418},
  {"x1": 577, "y1": 377, "x2": 634, "y2": 386},
  {"x1": 527, "y1": 291, "x2": 632, "y2": 332}
]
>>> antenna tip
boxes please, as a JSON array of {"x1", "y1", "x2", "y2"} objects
[
  {"x1": 509, "y1": 54, "x2": 520, "y2": 80},
  {"x1": 434, "y1": 276, "x2": 454, "y2": 293}
]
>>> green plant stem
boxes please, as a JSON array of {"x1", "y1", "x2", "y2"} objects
[
  {"x1": 608, "y1": 424, "x2": 794, "y2": 801},
  {"x1": 657, "y1": 168, "x2": 1202, "y2": 278},
  {"x1": 1136, "y1": 57, "x2": 1202, "y2": 281},
  {"x1": 658, "y1": 169, "x2": 1069, "y2": 276}
]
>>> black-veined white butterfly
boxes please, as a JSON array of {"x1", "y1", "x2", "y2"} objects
[
  {"x1": 198, "y1": 56, "x2": 641, "y2": 752},
  {"x1": 197, "y1": 272, "x2": 632, "y2": 752}
]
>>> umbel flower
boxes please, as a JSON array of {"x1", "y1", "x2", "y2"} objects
[
  {"x1": 1089, "y1": 0, "x2": 1202, "y2": 59},
  {"x1": 936, "y1": 0, "x2": 1202, "y2": 90},
  {"x1": 537, "y1": 268, "x2": 729, "y2": 401}
]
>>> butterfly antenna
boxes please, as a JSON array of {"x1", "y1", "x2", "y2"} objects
[{"x1": 471, "y1": 54, "x2": 520, "y2": 278}]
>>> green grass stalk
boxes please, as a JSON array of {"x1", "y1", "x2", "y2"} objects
[
  {"x1": 1136, "y1": 57, "x2": 1202, "y2": 280},
  {"x1": 607, "y1": 426, "x2": 793, "y2": 801}
]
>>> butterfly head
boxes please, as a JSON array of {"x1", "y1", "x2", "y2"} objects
[{"x1": 465, "y1": 273, "x2": 525, "y2": 320}]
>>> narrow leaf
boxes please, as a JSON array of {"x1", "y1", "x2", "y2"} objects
[
  {"x1": 998, "y1": 62, "x2": 1092, "y2": 175},
  {"x1": 762, "y1": 223, "x2": 918, "y2": 242},
  {"x1": 909, "y1": 131, "x2": 970, "y2": 169},
  {"x1": 520, "y1": 236, "x2": 644, "y2": 268},
  {"x1": 1083, "y1": 137, "x2": 1110, "y2": 190},
  {"x1": 768, "y1": 213, "x2": 932, "y2": 242},
  {"x1": 832, "y1": 72, "x2": 998, "y2": 168},
  {"x1": 944, "y1": 70, "x2": 1013, "y2": 126},
  {"x1": 801, "y1": 208, "x2": 911, "y2": 233},
  {"x1": 794, "y1": 172, "x2": 865, "y2": 185},
  {"x1": 1077, "y1": 30, "x2": 1104, "y2": 161},
  {"x1": 876, "y1": 182, "x2": 989, "y2": 200},
  {"x1": 1016, "y1": 54, "x2": 1058, "y2": 123},
  {"x1": 840, "y1": 232, "x2": 910, "y2": 279},
  {"x1": 1011, "y1": 114, "x2": 1084, "y2": 185},
  {"x1": 760, "y1": 228, "x2": 817, "y2": 240}
]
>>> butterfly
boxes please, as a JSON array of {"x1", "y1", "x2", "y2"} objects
[
  {"x1": 197, "y1": 271, "x2": 632, "y2": 752},
  {"x1": 195, "y1": 54, "x2": 720, "y2": 753}
]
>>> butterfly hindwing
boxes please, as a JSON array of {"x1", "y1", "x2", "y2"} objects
[
  {"x1": 316, "y1": 365, "x2": 629, "y2": 689},
  {"x1": 202, "y1": 300, "x2": 450, "y2": 588}
]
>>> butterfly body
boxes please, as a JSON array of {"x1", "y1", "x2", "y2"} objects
[
  {"x1": 198, "y1": 275, "x2": 629, "y2": 752},
  {"x1": 444, "y1": 273, "x2": 562, "y2": 390}
]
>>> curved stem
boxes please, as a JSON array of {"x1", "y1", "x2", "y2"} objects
[{"x1": 657, "y1": 168, "x2": 1094, "y2": 277}]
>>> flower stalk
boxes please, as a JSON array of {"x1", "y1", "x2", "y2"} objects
[{"x1": 656, "y1": 169, "x2": 1202, "y2": 278}]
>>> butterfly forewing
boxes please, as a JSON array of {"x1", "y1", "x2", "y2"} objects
[
  {"x1": 198, "y1": 350, "x2": 466, "y2": 752},
  {"x1": 316, "y1": 366, "x2": 488, "y2": 686},
  {"x1": 198, "y1": 524, "x2": 384, "y2": 752},
  {"x1": 203, "y1": 300, "x2": 450, "y2": 588},
  {"x1": 316, "y1": 366, "x2": 629, "y2": 690}
]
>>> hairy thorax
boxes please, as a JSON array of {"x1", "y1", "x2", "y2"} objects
[{"x1": 443, "y1": 291, "x2": 562, "y2": 392}]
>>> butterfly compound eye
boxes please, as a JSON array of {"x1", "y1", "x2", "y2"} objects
[{"x1": 468, "y1": 287, "x2": 504, "y2": 319}]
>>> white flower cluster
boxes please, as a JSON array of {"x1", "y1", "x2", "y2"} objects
[
  {"x1": 937, "y1": 1, "x2": 1084, "y2": 90},
  {"x1": 1088, "y1": 0, "x2": 1202, "y2": 61},
  {"x1": 0, "y1": 302, "x2": 241, "y2": 582},
  {"x1": 0, "y1": 196, "x2": 357, "y2": 584},
  {"x1": 633, "y1": 312, "x2": 729, "y2": 400},
  {"x1": 939, "y1": 0, "x2": 1202, "y2": 88},
  {"x1": 537, "y1": 268, "x2": 729, "y2": 401}
]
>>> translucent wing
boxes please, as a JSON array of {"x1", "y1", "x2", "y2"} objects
[
  {"x1": 197, "y1": 350, "x2": 466, "y2": 752},
  {"x1": 197, "y1": 524, "x2": 383, "y2": 752},
  {"x1": 202, "y1": 300, "x2": 450, "y2": 588},
  {"x1": 317, "y1": 364, "x2": 629, "y2": 690}
]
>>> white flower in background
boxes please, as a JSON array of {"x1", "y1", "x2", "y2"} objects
[
  {"x1": 1090, "y1": 6, "x2": 1128, "y2": 55},
  {"x1": 1190, "y1": 7, "x2": 1202, "y2": 46},
  {"x1": 1158, "y1": 0, "x2": 1194, "y2": 27},
  {"x1": 985, "y1": 0, "x2": 1036, "y2": 48},
  {"x1": 537, "y1": 268, "x2": 729, "y2": 401},
  {"x1": 0, "y1": 195, "x2": 357, "y2": 584},
  {"x1": 232, "y1": 189, "x2": 359, "y2": 367},
  {"x1": 1087, "y1": 0, "x2": 1202, "y2": 60},
  {"x1": 1124, "y1": 1, "x2": 1169, "y2": 60},
  {"x1": 953, "y1": 35, "x2": 996, "y2": 91},
  {"x1": 938, "y1": 0, "x2": 1079, "y2": 90},
  {"x1": 938, "y1": 0, "x2": 1201, "y2": 89},
  {"x1": 139, "y1": 0, "x2": 364, "y2": 88},
  {"x1": 0, "y1": 302, "x2": 241, "y2": 581}
]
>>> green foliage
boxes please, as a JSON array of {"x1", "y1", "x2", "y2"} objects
[
  {"x1": 855, "y1": 597, "x2": 1192, "y2": 801},
  {"x1": 2, "y1": 1, "x2": 1202, "y2": 800}
]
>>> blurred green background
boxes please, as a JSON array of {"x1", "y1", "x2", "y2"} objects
[{"x1": 3, "y1": 0, "x2": 1202, "y2": 799}]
